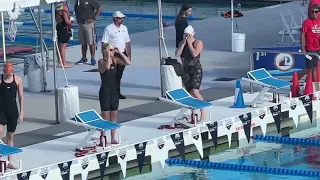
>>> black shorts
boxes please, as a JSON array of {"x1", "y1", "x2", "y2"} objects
[
  {"x1": 0, "y1": 109, "x2": 18, "y2": 133},
  {"x1": 306, "y1": 50, "x2": 320, "y2": 69},
  {"x1": 99, "y1": 89, "x2": 119, "y2": 111},
  {"x1": 57, "y1": 24, "x2": 71, "y2": 44}
]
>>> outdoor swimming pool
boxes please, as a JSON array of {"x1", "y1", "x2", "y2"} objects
[
  {"x1": 102, "y1": 120, "x2": 320, "y2": 180},
  {"x1": 5, "y1": 0, "x2": 274, "y2": 48}
]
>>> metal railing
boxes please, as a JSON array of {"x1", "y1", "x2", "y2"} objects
[{"x1": 248, "y1": 50, "x2": 320, "y2": 93}]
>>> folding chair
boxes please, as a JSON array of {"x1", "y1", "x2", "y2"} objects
[
  {"x1": 278, "y1": 12, "x2": 301, "y2": 45},
  {"x1": 0, "y1": 140, "x2": 23, "y2": 175},
  {"x1": 242, "y1": 68, "x2": 292, "y2": 107},
  {"x1": 301, "y1": 6, "x2": 307, "y2": 21},
  {"x1": 159, "y1": 88, "x2": 212, "y2": 126},
  {"x1": 67, "y1": 109, "x2": 121, "y2": 150}
]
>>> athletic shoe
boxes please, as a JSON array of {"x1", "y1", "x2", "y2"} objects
[
  {"x1": 119, "y1": 94, "x2": 126, "y2": 99},
  {"x1": 75, "y1": 58, "x2": 88, "y2": 65},
  {"x1": 91, "y1": 58, "x2": 96, "y2": 65}
]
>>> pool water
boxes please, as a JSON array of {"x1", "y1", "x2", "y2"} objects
[
  {"x1": 8, "y1": 0, "x2": 273, "y2": 47},
  {"x1": 117, "y1": 121, "x2": 320, "y2": 180},
  {"x1": 155, "y1": 143, "x2": 320, "y2": 180}
]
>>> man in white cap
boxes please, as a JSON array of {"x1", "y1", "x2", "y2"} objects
[{"x1": 102, "y1": 11, "x2": 131, "y2": 99}]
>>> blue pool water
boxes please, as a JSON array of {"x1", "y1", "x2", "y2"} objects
[
  {"x1": 156, "y1": 144, "x2": 320, "y2": 180},
  {"x1": 5, "y1": 0, "x2": 273, "y2": 47},
  {"x1": 122, "y1": 122, "x2": 320, "y2": 180}
]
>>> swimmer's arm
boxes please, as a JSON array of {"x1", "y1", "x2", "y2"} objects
[
  {"x1": 300, "y1": 32, "x2": 306, "y2": 52},
  {"x1": 188, "y1": 40, "x2": 203, "y2": 57},
  {"x1": 175, "y1": 40, "x2": 185, "y2": 57},
  {"x1": 116, "y1": 52, "x2": 131, "y2": 65},
  {"x1": 62, "y1": 7, "x2": 72, "y2": 26},
  {"x1": 17, "y1": 76, "x2": 24, "y2": 117},
  {"x1": 98, "y1": 60, "x2": 105, "y2": 74}
]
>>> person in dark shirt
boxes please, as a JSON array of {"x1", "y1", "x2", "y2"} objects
[
  {"x1": 175, "y1": 4, "x2": 192, "y2": 48},
  {"x1": 74, "y1": 0, "x2": 102, "y2": 66}
]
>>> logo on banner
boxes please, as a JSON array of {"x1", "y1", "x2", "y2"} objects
[
  {"x1": 290, "y1": 99, "x2": 297, "y2": 110},
  {"x1": 224, "y1": 118, "x2": 233, "y2": 130},
  {"x1": 258, "y1": 108, "x2": 266, "y2": 119},
  {"x1": 118, "y1": 148, "x2": 127, "y2": 160},
  {"x1": 269, "y1": 104, "x2": 282, "y2": 134},
  {"x1": 58, "y1": 161, "x2": 72, "y2": 180},
  {"x1": 274, "y1": 53, "x2": 295, "y2": 71},
  {"x1": 191, "y1": 129, "x2": 200, "y2": 140},
  {"x1": 96, "y1": 152, "x2": 109, "y2": 180},
  {"x1": 156, "y1": 137, "x2": 165, "y2": 150},
  {"x1": 206, "y1": 122, "x2": 218, "y2": 149},
  {"x1": 39, "y1": 167, "x2": 49, "y2": 179},
  {"x1": 81, "y1": 157, "x2": 89, "y2": 170},
  {"x1": 135, "y1": 142, "x2": 147, "y2": 174},
  {"x1": 239, "y1": 113, "x2": 252, "y2": 143},
  {"x1": 299, "y1": 94, "x2": 313, "y2": 123},
  {"x1": 171, "y1": 132, "x2": 185, "y2": 160},
  {"x1": 17, "y1": 171, "x2": 31, "y2": 180},
  {"x1": 271, "y1": 105, "x2": 280, "y2": 115}
]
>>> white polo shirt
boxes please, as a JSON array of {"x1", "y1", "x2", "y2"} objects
[{"x1": 101, "y1": 23, "x2": 130, "y2": 53}]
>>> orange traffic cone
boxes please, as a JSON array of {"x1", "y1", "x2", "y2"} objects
[
  {"x1": 291, "y1": 71, "x2": 300, "y2": 97},
  {"x1": 304, "y1": 72, "x2": 316, "y2": 100}
]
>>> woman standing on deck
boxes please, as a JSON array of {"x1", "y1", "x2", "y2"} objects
[
  {"x1": 55, "y1": 1, "x2": 73, "y2": 68},
  {"x1": 175, "y1": 4, "x2": 193, "y2": 48},
  {"x1": 299, "y1": 4, "x2": 320, "y2": 81},
  {"x1": 175, "y1": 25, "x2": 205, "y2": 121},
  {"x1": 0, "y1": 62, "x2": 24, "y2": 169},
  {"x1": 98, "y1": 43, "x2": 131, "y2": 145}
]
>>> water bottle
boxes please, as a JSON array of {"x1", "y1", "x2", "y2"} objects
[{"x1": 237, "y1": 3, "x2": 242, "y2": 12}]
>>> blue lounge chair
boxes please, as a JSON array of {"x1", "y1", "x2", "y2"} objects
[
  {"x1": 67, "y1": 109, "x2": 121, "y2": 149},
  {"x1": 242, "y1": 68, "x2": 292, "y2": 107},
  {"x1": 0, "y1": 140, "x2": 23, "y2": 175},
  {"x1": 159, "y1": 88, "x2": 212, "y2": 126}
]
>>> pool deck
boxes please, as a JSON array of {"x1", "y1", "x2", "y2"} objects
[
  {"x1": 9, "y1": 1, "x2": 306, "y2": 136},
  {"x1": 0, "y1": 1, "x2": 313, "y2": 179}
]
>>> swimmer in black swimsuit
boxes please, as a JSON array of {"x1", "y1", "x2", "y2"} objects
[
  {"x1": 175, "y1": 25, "x2": 206, "y2": 121},
  {"x1": 0, "y1": 62, "x2": 24, "y2": 169},
  {"x1": 98, "y1": 43, "x2": 131, "y2": 145},
  {"x1": 55, "y1": 2, "x2": 73, "y2": 68}
]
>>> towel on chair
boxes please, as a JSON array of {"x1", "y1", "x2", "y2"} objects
[{"x1": 24, "y1": 54, "x2": 43, "y2": 76}]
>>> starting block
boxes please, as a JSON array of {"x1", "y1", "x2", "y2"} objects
[
  {"x1": 242, "y1": 68, "x2": 291, "y2": 107},
  {"x1": 0, "y1": 140, "x2": 23, "y2": 175},
  {"x1": 67, "y1": 109, "x2": 121, "y2": 150},
  {"x1": 159, "y1": 88, "x2": 212, "y2": 127}
]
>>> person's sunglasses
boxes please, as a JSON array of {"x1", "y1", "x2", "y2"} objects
[{"x1": 312, "y1": 10, "x2": 319, "y2": 14}]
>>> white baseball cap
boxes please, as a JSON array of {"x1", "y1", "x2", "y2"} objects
[
  {"x1": 113, "y1": 11, "x2": 126, "y2": 18},
  {"x1": 184, "y1": 25, "x2": 195, "y2": 35}
]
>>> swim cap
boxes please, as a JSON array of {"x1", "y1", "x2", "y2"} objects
[
  {"x1": 103, "y1": 43, "x2": 114, "y2": 49},
  {"x1": 3, "y1": 62, "x2": 14, "y2": 74},
  {"x1": 55, "y1": 2, "x2": 64, "y2": 10},
  {"x1": 184, "y1": 25, "x2": 194, "y2": 35}
]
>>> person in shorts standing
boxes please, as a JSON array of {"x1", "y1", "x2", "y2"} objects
[
  {"x1": 74, "y1": 0, "x2": 102, "y2": 65},
  {"x1": 0, "y1": 62, "x2": 24, "y2": 169},
  {"x1": 300, "y1": 4, "x2": 320, "y2": 81}
]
